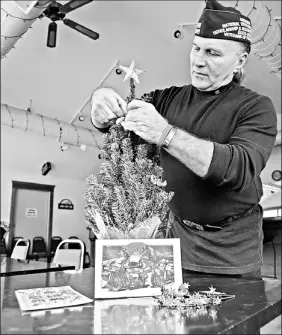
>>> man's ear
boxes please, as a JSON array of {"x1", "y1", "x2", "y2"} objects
[{"x1": 237, "y1": 52, "x2": 248, "y2": 69}]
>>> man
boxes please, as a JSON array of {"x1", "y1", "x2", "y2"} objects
[{"x1": 90, "y1": 0, "x2": 277, "y2": 277}]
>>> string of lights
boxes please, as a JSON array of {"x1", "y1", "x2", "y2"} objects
[
  {"x1": 250, "y1": 20, "x2": 265, "y2": 41},
  {"x1": 253, "y1": 44, "x2": 279, "y2": 62},
  {"x1": 73, "y1": 125, "x2": 80, "y2": 146},
  {"x1": 237, "y1": 0, "x2": 282, "y2": 77},
  {"x1": 253, "y1": 29, "x2": 280, "y2": 54},
  {"x1": 252, "y1": 7, "x2": 273, "y2": 44},
  {"x1": 256, "y1": 49, "x2": 280, "y2": 61},
  {"x1": 5, "y1": 104, "x2": 14, "y2": 128},
  {"x1": 1, "y1": 7, "x2": 41, "y2": 22},
  {"x1": 1, "y1": 2, "x2": 48, "y2": 59},
  {"x1": 34, "y1": 2, "x2": 51, "y2": 10},
  {"x1": 253, "y1": 26, "x2": 279, "y2": 50},
  {"x1": 248, "y1": 1, "x2": 262, "y2": 24},
  {"x1": 270, "y1": 67, "x2": 281, "y2": 74},
  {"x1": 246, "y1": 0, "x2": 257, "y2": 18},
  {"x1": 55, "y1": 119, "x2": 63, "y2": 142},
  {"x1": 40, "y1": 115, "x2": 46, "y2": 136},
  {"x1": 253, "y1": 44, "x2": 280, "y2": 60},
  {"x1": 88, "y1": 129, "x2": 99, "y2": 149},
  {"x1": 24, "y1": 110, "x2": 29, "y2": 132},
  {"x1": 264, "y1": 53, "x2": 281, "y2": 63},
  {"x1": 2, "y1": 105, "x2": 99, "y2": 149},
  {"x1": 267, "y1": 62, "x2": 281, "y2": 70},
  {"x1": 254, "y1": 41, "x2": 280, "y2": 58},
  {"x1": 1, "y1": 45, "x2": 16, "y2": 59},
  {"x1": 1, "y1": 26, "x2": 32, "y2": 40},
  {"x1": 1, "y1": 25, "x2": 32, "y2": 59}
]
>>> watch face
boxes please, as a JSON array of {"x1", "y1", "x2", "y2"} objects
[{"x1": 272, "y1": 170, "x2": 282, "y2": 181}]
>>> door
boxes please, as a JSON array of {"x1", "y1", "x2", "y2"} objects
[{"x1": 8, "y1": 181, "x2": 55, "y2": 257}]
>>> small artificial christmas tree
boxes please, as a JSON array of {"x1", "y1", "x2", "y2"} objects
[{"x1": 84, "y1": 61, "x2": 174, "y2": 239}]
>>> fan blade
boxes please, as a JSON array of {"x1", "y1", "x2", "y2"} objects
[
  {"x1": 47, "y1": 21, "x2": 57, "y2": 48},
  {"x1": 60, "y1": 0, "x2": 93, "y2": 14},
  {"x1": 63, "y1": 19, "x2": 99, "y2": 40}
]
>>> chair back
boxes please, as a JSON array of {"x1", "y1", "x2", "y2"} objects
[
  {"x1": 11, "y1": 238, "x2": 30, "y2": 260},
  {"x1": 263, "y1": 217, "x2": 281, "y2": 244},
  {"x1": 11, "y1": 237, "x2": 23, "y2": 252},
  {"x1": 67, "y1": 236, "x2": 90, "y2": 267},
  {"x1": 32, "y1": 236, "x2": 47, "y2": 253},
  {"x1": 68, "y1": 236, "x2": 80, "y2": 249},
  {"x1": 52, "y1": 239, "x2": 85, "y2": 272},
  {"x1": 0, "y1": 238, "x2": 7, "y2": 255},
  {"x1": 50, "y1": 236, "x2": 62, "y2": 255}
]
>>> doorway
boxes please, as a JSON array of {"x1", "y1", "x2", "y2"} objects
[{"x1": 7, "y1": 181, "x2": 55, "y2": 258}]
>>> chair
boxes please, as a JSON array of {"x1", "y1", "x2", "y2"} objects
[
  {"x1": 262, "y1": 216, "x2": 281, "y2": 279},
  {"x1": 0, "y1": 238, "x2": 7, "y2": 255},
  {"x1": 68, "y1": 236, "x2": 80, "y2": 249},
  {"x1": 50, "y1": 236, "x2": 62, "y2": 258},
  {"x1": 11, "y1": 238, "x2": 30, "y2": 260},
  {"x1": 68, "y1": 236, "x2": 91, "y2": 268},
  {"x1": 52, "y1": 239, "x2": 85, "y2": 272},
  {"x1": 31, "y1": 236, "x2": 48, "y2": 261},
  {"x1": 11, "y1": 237, "x2": 23, "y2": 254}
]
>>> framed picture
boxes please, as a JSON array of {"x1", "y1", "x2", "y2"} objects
[{"x1": 94, "y1": 238, "x2": 182, "y2": 299}]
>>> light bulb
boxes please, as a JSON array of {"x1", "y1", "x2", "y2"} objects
[
  {"x1": 80, "y1": 144, "x2": 87, "y2": 151},
  {"x1": 60, "y1": 144, "x2": 69, "y2": 151}
]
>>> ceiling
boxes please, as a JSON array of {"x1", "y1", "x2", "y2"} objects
[{"x1": 1, "y1": 0, "x2": 281, "y2": 133}]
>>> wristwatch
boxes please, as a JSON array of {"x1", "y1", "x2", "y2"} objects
[{"x1": 162, "y1": 126, "x2": 178, "y2": 149}]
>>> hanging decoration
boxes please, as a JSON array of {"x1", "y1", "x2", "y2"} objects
[{"x1": 1, "y1": 1, "x2": 51, "y2": 59}]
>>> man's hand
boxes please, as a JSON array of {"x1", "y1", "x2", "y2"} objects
[
  {"x1": 121, "y1": 99, "x2": 168, "y2": 144},
  {"x1": 91, "y1": 88, "x2": 127, "y2": 128}
]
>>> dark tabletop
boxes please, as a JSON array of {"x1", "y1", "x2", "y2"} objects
[
  {"x1": 0, "y1": 257, "x2": 75, "y2": 277},
  {"x1": 1, "y1": 267, "x2": 281, "y2": 334}
]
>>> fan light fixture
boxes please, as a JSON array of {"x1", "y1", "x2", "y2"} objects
[
  {"x1": 43, "y1": 1, "x2": 99, "y2": 49},
  {"x1": 47, "y1": 22, "x2": 57, "y2": 48}
]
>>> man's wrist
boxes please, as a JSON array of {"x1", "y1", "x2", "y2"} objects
[
  {"x1": 158, "y1": 124, "x2": 173, "y2": 147},
  {"x1": 158, "y1": 124, "x2": 178, "y2": 149}
]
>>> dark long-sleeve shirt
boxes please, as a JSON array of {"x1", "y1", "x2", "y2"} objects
[
  {"x1": 147, "y1": 81, "x2": 277, "y2": 225},
  {"x1": 145, "y1": 80, "x2": 277, "y2": 274}
]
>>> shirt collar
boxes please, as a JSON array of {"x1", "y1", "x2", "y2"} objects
[{"x1": 193, "y1": 80, "x2": 235, "y2": 97}]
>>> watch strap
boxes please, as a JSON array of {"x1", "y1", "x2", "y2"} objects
[
  {"x1": 162, "y1": 126, "x2": 177, "y2": 149},
  {"x1": 158, "y1": 124, "x2": 174, "y2": 147}
]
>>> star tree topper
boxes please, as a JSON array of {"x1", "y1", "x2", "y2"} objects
[{"x1": 119, "y1": 60, "x2": 145, "y2": 84}]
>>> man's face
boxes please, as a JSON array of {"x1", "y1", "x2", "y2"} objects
[{"x1": 190, "y1": 36, "x2": 244, "y2": 91}]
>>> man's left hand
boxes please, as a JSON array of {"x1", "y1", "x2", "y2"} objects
[{"x1": 120, "y1": 99, "x2": 168, "y2": 144}]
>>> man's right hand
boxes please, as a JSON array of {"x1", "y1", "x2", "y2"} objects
[{"x1": 90, "y1": 88, "x2": 127, "y2": 128}]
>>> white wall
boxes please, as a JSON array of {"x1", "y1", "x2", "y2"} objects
[
  {"x1": 1, "y1": 0, "x2": 281, "y2": 130},
  {"x1": 1, "y1": 126, "x2": 102, "y2": 252}
]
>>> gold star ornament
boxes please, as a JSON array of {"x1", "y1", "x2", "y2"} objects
[{"x1": 119, "y1": 60, "x2": 145, "y2": 84}]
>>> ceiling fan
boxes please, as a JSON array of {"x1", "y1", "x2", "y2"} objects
[{"x1": 41, "y1": 0, "x2": 99, "y2": 48}]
